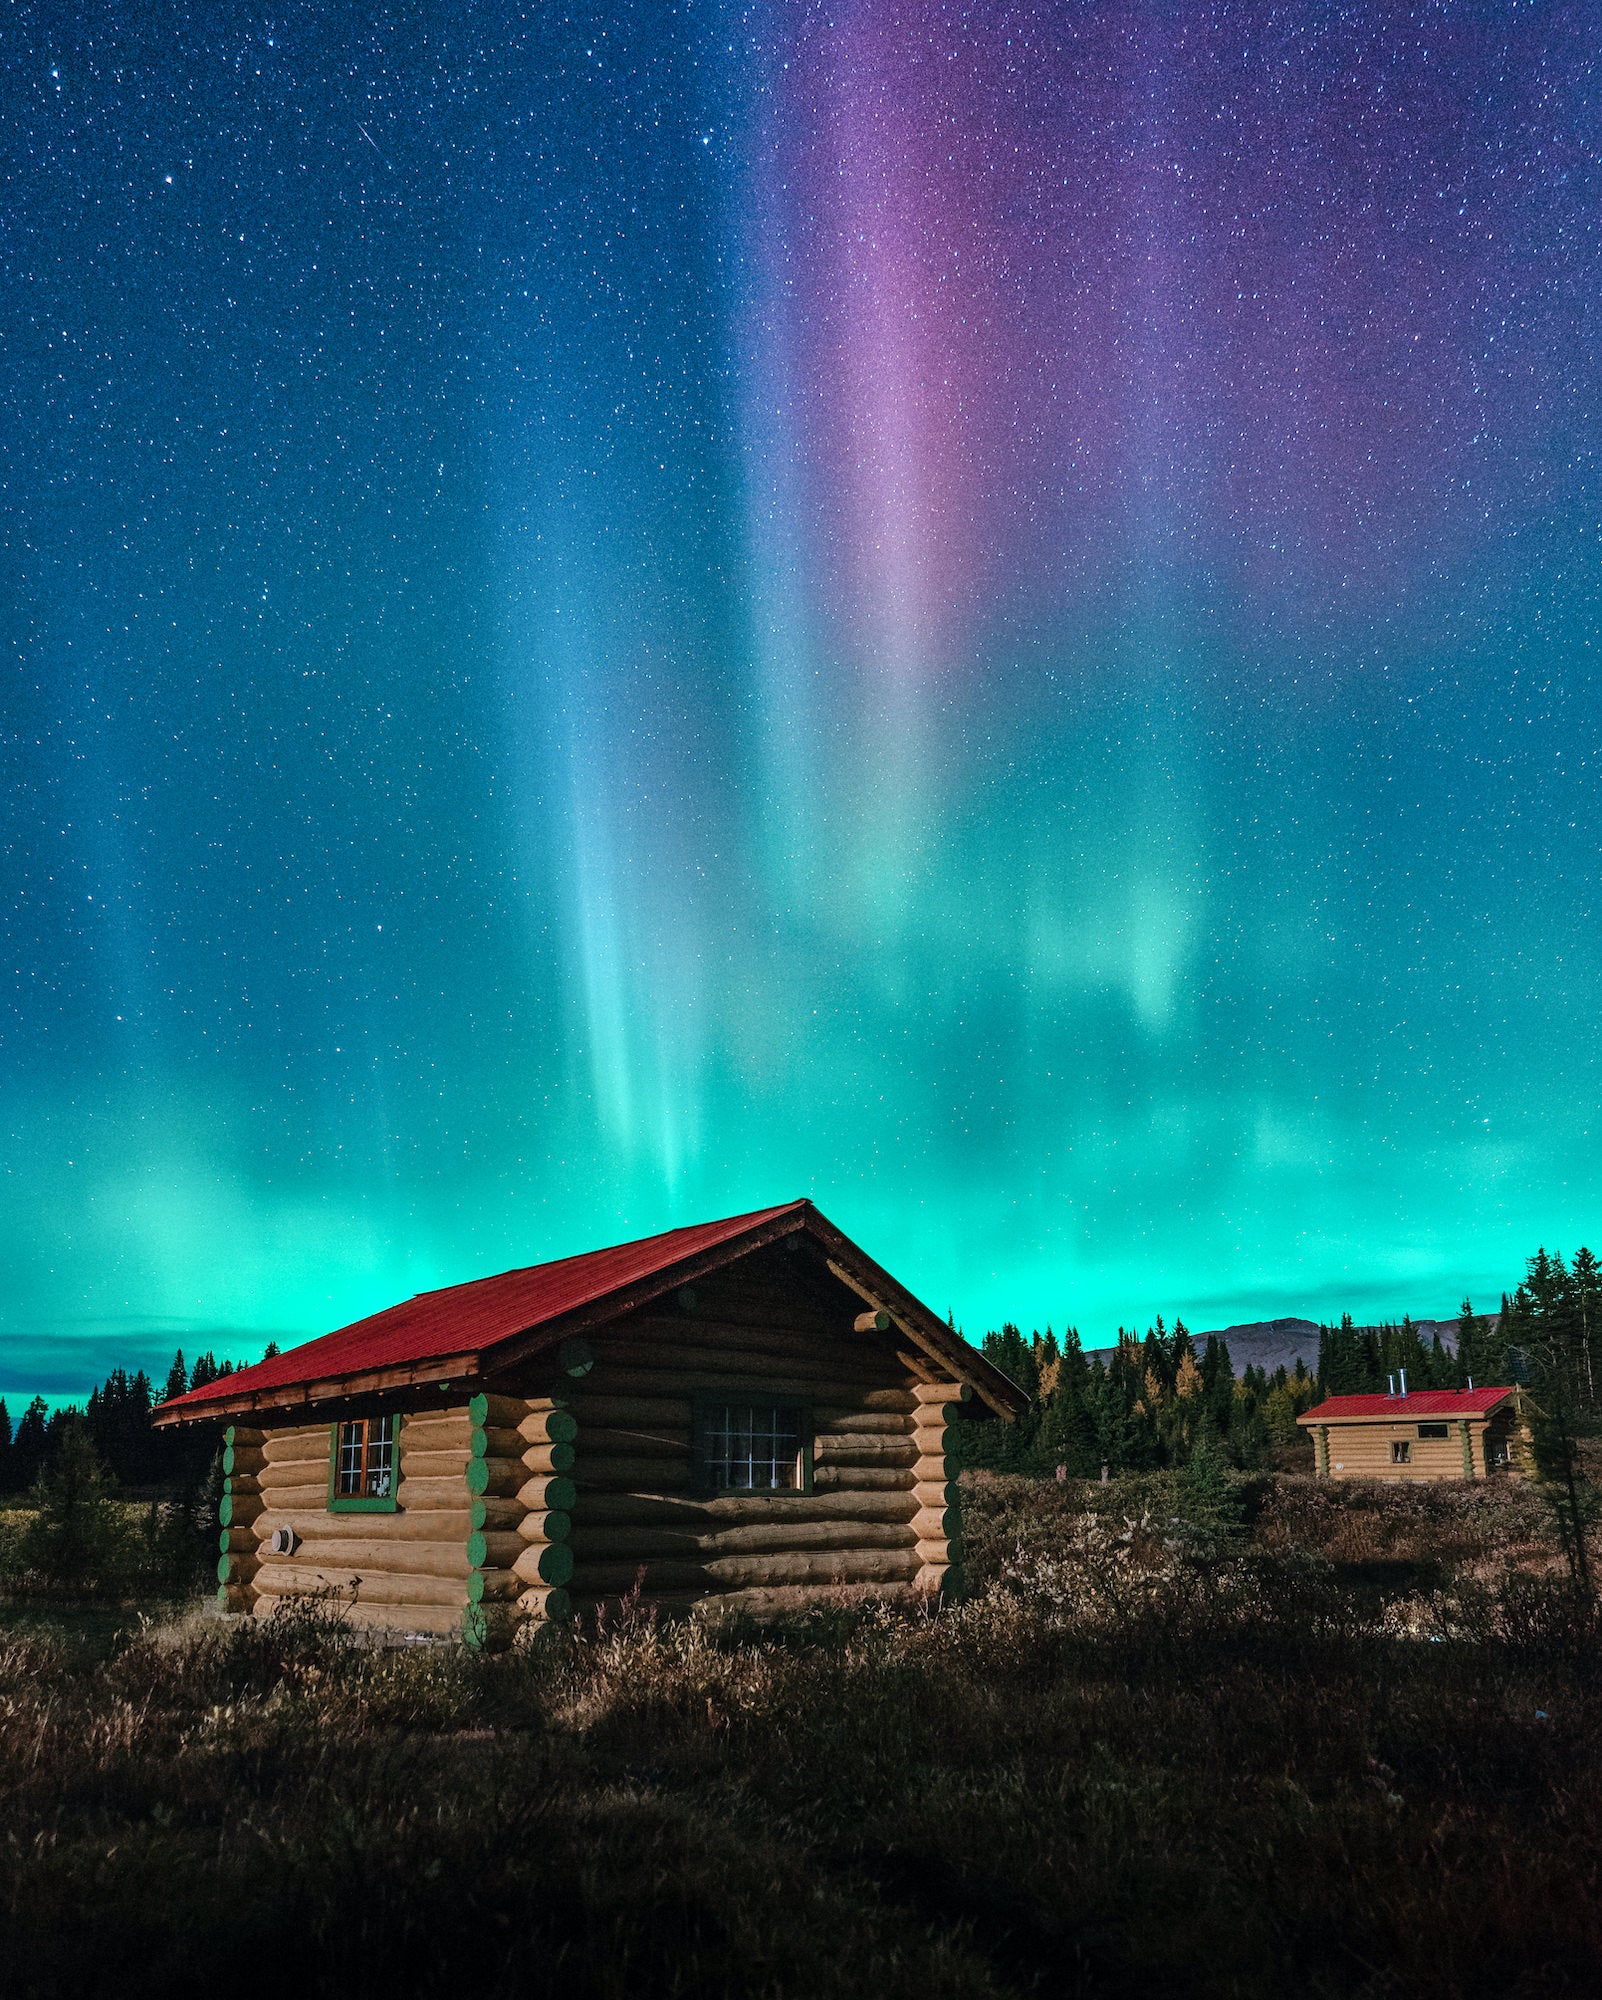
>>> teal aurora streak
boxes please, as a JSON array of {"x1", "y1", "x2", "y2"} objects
[{"x1": 2, "y1": 2, "x2": 1599, "y2": 1397}]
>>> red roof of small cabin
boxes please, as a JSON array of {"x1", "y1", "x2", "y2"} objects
[
  {"x1": 1298, "y1": 1387, "x2": 1514, "y2": 1425},
  {"x1": 161, "y1": 1201, "x2": 808, "y2": 1414}
]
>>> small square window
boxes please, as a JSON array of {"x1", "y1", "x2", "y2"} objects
[
  {"x1": 329, "y1": 1415, "x2": 400, "y2": 1511},
  {"x1": 1417, "y1": 1422, "x2": 1449, "y2": 1440},
  {"x1": 694, "y1": 1401, "x2": 811, "y2": 1495},
  {"x1": 1391, "y1": 1439, "x2": 1412, "y2": 1465}
]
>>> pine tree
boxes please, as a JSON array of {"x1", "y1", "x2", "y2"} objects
[
  {"x1": 10, "y1": 1396, "x2": 49, "y2": 1491},
  {"x1": 0, "y1": 1397, "x2": 11, "y2": 1491},
  {"x1": 163, "y1": 1351, "x2": 189, "y2": 1404}
]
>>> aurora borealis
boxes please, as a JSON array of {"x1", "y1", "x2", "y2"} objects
[{"x1": 3, "y1": 3, "x2": 1599, "y2": 1398}]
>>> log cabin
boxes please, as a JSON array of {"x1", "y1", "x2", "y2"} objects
[
  {"x1": 153, "y1": 1200, "x2": 1028, "y2": 1640},
  {"x1": 1297, "y1": 1385, "x2": 1526, "y2": 1482}
]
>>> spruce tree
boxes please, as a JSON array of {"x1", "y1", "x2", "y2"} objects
[
  {"x1": 1175, "y1": 1423, "x2": 1246, "y2": 1554},
  {"x1": 17, "y1": 1417, "x2": 133, "y2": 1590},
  {"x1": 1570, "y1": 1247, "x2": 1600, "y2": 1408},
  {"x1": 162, "y1": 1351, "x2": 189, "y2": 1404},
  {"x1": 0, "y1": 1397, "x2": 11, "y2": 1491},
  {"x1": 11, "y1": 1397, "x2": 49, "y2": 1490}
]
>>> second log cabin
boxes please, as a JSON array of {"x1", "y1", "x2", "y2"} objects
[{"x1": 152, "y1": 1200, "x2": 1028, "y2": 1639}]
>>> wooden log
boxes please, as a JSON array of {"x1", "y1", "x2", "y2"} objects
[
  {"x1": 515, "y1": 1511, "x2": 572, "y2": 1546},
  {"x1": 262, "y1": 1539, "x2": 472, "y2": 1579},
  {"x1": 915, "y1": 1560, "x2": 954, "y2": 1595},
  {"x1": 572, "y1": 1458, "x2": 693, "y2": 1494},
  {"x1": 465, "y1": 1424, "x2": 524, "y2": 1459},
  {"x1": 402, "y1": 1446, "x2": 472, "y2": 1478},
  {"x1": 812, "y1": 1410, "x2": 910, "y2": 1435},
  {"x1": 574, "y1": 1425, "x2": 690, "y2": 1457},
  {"x1": 393, "y1": 1413, "x2": 473, "y2": 1448},
  {"x1": 218, "y1": 1526, "x2": 259, "y2": 1554},
  {"x1": 518, "y1": 1441, "x2": 577, "y2": 1478},
  {"x1": 589, "y1": 1339, "x2": 902, "y2": 1388},
  {"x1": 512, "y1": 1541, "x2": 576, "y2": 1588},
  {"x1": 397, "y1": 1474, "x2": 471, "y2": 1508},
  {"x1": 855, "y1": 1309, "x2": 893, "y2": 1332},
  {"x1": 465, "y1": 1569, "x2": 523, "y2": 1604},
  {"x1": 469, "y1": 1391, "x2": 561, "y2": 1428},
  {"x1": 812, "y1": 1466, "x2": 913, "y2": 1493},
  {"x1": 515, "y1": 1409, "x2": 579, "y2": 1445},
  {"x1": 223, "y1": 1424, "x2": 267, "y2": 1447},
  {"x1": 260, "y1": 1504, "x2": 472, "y2": 1536},
  {"x1": 221, "y1": 1443, "x2": 266, "y2": 1477},
  {"x1": 911, "y1": 1479, "x2": 960, "y2": 1511},
  {"x1": 628, "y1": 1312, "x2": 843, "y2": 1354},
  {"x1": 569, "y1": 1520, "x2": 917, "y2": 1561},
  {"x1": 515, "y1": 1584, "x2": 573, "y2": 1622},
  {"x1": 514, "y1": 1474, "x2": 578, "y2": 1514},
  {"x1": 581, "y1": 1364, "x2": 905, "y2": 1406},
  {"x1": 470, "y1": 1495, "x2": 525, "y2": 1532},
  {"x1": 570, "y1": 1490, "x2": 916, "y2": 1529},
  {"x1": 563, "y1": 1393, "x2": 693, "y2": 1427},
  {"x1": 913, "y1": 1381, "x2": 971, "y2": 1405},
  {"x1": 261, "y1": 1431, "x2": 330, "y2": 1464},
  {"x1": 465, "y1": 1530, "x2": 527, "y2": 1570},
  {"x1": 576, "y1": 1550, "x2": 922, "y2": 1593},
  {"x1": 910, "y1": 1506, "x2": 960, "y2": 1542},
  {"x1": 218, "y1": 1492, "x2": 265, "y2": 1528},
  {"x1": 256, "y1": 1481, "x2": 331, "y2": 1511},
  {"x1": 314, "y1": 1507, "x2": 476, "y2": 1542},
  {"x1": 812, "y1": 1437, "x2": 917, "y2": 1467},
  {"x1": 464, "y1": 1458, "x2": 528, "y2": 1497},
  {"x1": 221, "y1": 1469, "x2": 263, "y2": 1495},
  {"x1": 254, "y1": 1568, "x2": 468, "y2": 1608}
]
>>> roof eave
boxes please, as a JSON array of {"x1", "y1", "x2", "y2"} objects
[{"x1": 151, "y1": 1351, "x2": 481, "y2": 1428}]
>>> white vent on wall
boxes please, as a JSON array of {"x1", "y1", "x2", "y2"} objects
[{"x1": 267, "y1": 1526, "x2": 299, "y2": 1555}]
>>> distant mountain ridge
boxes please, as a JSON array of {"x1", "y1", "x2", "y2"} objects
[{"x1": 1086, "y1": 1316, "x2": 1469, "y2": 1380}]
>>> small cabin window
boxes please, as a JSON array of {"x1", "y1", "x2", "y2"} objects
[
  {"x1": 1390, "y1": 1439, "x2": 1412, "y2": 1465},
  {"x1": 329, "y1": 1414, "x2": 400, "y2": 1511},
  {"x1": 694, "y1": 1400, "x2": 812, "y2": 1496},
  {"x1": 1417, "y1": 1422, "x2": 1449, "y2": 1440}
]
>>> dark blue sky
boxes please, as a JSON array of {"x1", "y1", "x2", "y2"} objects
[{"x1": 4, "y1": 1, "x2": 1599, "y2": 1398}]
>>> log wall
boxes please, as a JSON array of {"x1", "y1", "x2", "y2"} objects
[
  {"x1": 248, "y1": 1408, "x2": 476, "y2": 1635},
  {"x1": 1318, "y1": 1418, "x2": 1494, "y2": 1482},
  {"x1": 561, "y1": 1254, "x2": 962, "y2": 1617}
]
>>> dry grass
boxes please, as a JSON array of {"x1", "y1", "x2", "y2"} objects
[{"x1": 0, "y1": 1474, "x2": 1598, "y2": 2000}]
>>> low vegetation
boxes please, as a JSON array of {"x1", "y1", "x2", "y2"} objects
[{"x1": 2, "y1": 1469, "x2": 1598, "y2": 1999}]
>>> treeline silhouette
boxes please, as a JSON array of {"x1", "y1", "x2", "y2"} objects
[{"x1": 0, "y1": 1344, "x2": 272, "y2": 1494}]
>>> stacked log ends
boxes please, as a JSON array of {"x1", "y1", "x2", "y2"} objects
[
  {"x1": 216, "y1": 1425, "x2": 266, "y2": 1611},
  {"x1": 910, "y1": 1385, "x2": 964, "y2": 1597},
  {"x1": 463, "y1": 1394, "x2": 576, "y2": 1637}
]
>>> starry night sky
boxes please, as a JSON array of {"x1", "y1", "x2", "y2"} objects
[{"x1": 4, "y1": 1, "x2": 1599, "y2": 1398}]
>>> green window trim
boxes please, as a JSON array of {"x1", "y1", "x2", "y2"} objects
[
  {"x1": 690, "y1": 1395, "x2": 814, "y2": 1498},
  {"x1": 327, "y1": 1413, "x2": 403, "y2": 1513}
]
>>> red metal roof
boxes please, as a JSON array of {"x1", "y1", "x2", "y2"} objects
[
  {"x1": 1298, "y1": 1387, "x2": 1515, "y2": 1424},
  {"x1": 161, "y1": 1200, "x2": 808, "y2": 1413}
]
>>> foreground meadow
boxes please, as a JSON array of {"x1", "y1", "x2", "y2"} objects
[{"x1": 1, "y1": 1472, "x2": 1597, "y2": 2000}]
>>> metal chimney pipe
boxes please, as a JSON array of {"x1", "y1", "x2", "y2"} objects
[
  {"x1": 1387, "y1": 1373, "x2": 1396, "y2": 1396},
  {"x1": 1399, "y1": 1367, "x2": 1408, "y2": 1396}
]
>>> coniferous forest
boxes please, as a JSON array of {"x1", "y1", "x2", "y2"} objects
[{"x1": 954, "y1": 1245, "x2": 1602, "y2": 1479}]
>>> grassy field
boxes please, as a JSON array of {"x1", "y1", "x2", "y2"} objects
[{"x1": 1, "y1": 1471, "x2": 1598, "y2": 1999}]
